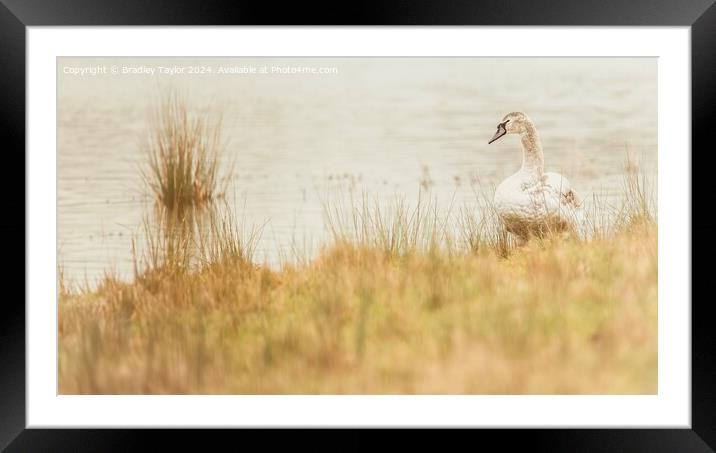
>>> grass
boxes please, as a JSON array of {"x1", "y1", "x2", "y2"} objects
[
  {"x1": 582, "y1": 157, "x2": 656, "y2": 240},
  {"x1": 321, "y1": 190, "x2": 453, "y2": 258},
  {"x1": 131, "y1": 201, "x2": 263, "y2": 280},
  {"x1": 142, "y1": 91, "x2": 227, "y2": 210},
  {"x1": 58, "y1": 171, "x2": 657, "y2": 394}
]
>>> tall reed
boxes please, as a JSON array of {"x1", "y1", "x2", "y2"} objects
[{"x1": 142, "y1": 91, "x2": 227, "y2": 210}]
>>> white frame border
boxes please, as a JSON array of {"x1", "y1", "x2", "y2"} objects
[{"x1": 28, "y1": 27, "x2": 690, "y2": 428}]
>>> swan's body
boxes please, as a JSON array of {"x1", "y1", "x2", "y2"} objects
[{"x1": 488, "y1": 112, "x2": 582, "y2": 241}]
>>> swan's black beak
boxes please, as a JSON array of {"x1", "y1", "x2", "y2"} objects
[{"x1": 488, "y1": 125, "x2": 506, "y2": 144}]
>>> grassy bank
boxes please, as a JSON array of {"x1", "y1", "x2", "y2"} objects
[{"x1": 58, "y1": 195, "x2": 657, "y2": 394}]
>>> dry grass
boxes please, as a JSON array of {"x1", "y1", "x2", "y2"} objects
[
  {"x1": 58, "y1": 171, "x2": 657, "y2": 394},
  {"x1": 582, "y1": 158, "x2": 656, "y2": 240},
  {"x1": 142, "y1": 91, "x2": 227, "y2": 210},
  {"x1": 131, "y1": 202, "x2": 263, "y2": 280},
  {"x1": 321, "y1": 190, "x2": 453, "y2": 258}
]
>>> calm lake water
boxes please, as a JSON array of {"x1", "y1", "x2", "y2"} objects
[{"x1": 58, "y1": 57, "x2": 657, "y2": 283}]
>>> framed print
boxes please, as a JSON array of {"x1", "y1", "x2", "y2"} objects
[{"x1": 3, "y1": 0, "x2": 714, "y2": 449}]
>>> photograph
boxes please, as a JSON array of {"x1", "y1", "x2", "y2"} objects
[{"x1": 56, "y1": 56, "x2": 658, "y2": 395}]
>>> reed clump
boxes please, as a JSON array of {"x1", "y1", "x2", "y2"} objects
[{"x1": 142, "y1": 92, "x2": 226, "y2": 210}]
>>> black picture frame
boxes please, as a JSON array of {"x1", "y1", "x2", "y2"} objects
[{"x1": 2, "y1": 0, "x2": 713, "y2": 449}]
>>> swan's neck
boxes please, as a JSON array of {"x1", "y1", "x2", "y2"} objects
[{"x1": 519, "y1": 123, "x2": 544, "y2": 179}]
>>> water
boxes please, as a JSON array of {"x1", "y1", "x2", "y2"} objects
[{"x1": 58, "y1": 57, "x2": 657, "y2": 283}]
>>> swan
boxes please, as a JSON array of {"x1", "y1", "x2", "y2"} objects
[{"x1": 487, "y1": 112, "x2": 582, "y2": 242}]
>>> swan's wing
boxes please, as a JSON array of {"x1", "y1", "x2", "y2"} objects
[
  {"x1": 543, "y1": 172, "x2": 585, "y2": 233},
  {"x1": 544, "y1": 172, "x2": 581, "y2": 208}
]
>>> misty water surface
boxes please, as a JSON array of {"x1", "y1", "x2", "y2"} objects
[{"x1": 58, "y1": 57, "x2": 657, "y2": 283}]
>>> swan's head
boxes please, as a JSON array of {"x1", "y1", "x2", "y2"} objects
[{"x1": 488, "y1": 112, "x2": 531, "y2": 144}]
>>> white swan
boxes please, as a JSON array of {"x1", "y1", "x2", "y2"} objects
[{"x1": 488, "y1": 112, "x2": 582, "y2": 242}]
